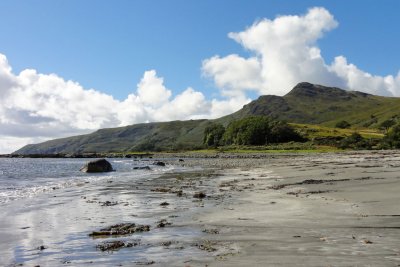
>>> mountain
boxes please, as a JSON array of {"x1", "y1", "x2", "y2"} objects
[{"x1": 14, "y1": 82, "x2": 400, "y2": 154}]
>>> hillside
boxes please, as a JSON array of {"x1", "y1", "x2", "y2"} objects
[
  {"x1": 227, "y1": 82, "x2": 400, "y2": 127},
  {"x1": 14, "y1": 82, "x2": 400, "y2": 154}
]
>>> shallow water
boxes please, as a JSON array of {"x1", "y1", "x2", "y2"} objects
[{"x1": 0, "y1": 158, "x2": 214, "y2": 266}]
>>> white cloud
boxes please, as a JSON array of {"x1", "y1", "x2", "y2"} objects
[
  {"x1": 0, "y1": 55, "x2": 248, "y2": 153},
  {"x1": 137, "y1": 70, "x2": 171, "y2": 106},
  {"x1": 203, "y1": 7, "x2": 400, "y2": 97}
]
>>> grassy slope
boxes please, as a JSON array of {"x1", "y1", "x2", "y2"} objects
[{"x1": 14, "y1": 83, "x2": 397, "y2": 154}]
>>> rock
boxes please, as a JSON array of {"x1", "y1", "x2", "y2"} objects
[
  {"x1": 154, "y1": 161, "x2": 166, "y2": 167},
  {"x1": 96, "y1": 240, "x2": 138, "y2": 251},
  {"x1": 156, "y1": 219, "x2": 172, "y2": 228},
  {"x1": 133, "y1": 166, "x2": 151, "y2": 170},
  {"x1": 193, "y1": 192, "x2": 206, "y2": 199},
  {"x1": 160, "y1": 202, "x2": 170, "y2": 206},
  {"x1": 80, "y1": 159, "x2": 113, "y2": 173},
  {"x1": 89, "y1": 223, "x2": 150, "y2": 237}
]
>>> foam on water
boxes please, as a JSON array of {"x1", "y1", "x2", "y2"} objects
[{"x1": 0, "y1": 158, "x2": 176, "y2": 204}]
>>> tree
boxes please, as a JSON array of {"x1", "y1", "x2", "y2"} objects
[
  {"x1": 383, "y1": 123, "x2": 400, "y2": 148},
  {"x1": 223, "y1": 116, "x2": 304, "y2": 146},
  {"x1": 335, "y1": 120, "x2": 351, "y2": 129},
  {"x1": 379, "y1": 119, "x2": 396, "y2": 133},
  {"x1": 339, "y1": 132, "x2": 371, "y2": 149},
  {"x1": 203, "y1": 123, "x2": 225, "y2": 147},
  {"x1": 269, "y1": 121, "x2": 304, "y2": 143},
  {"x1": 224, "y1": 116, "x2": 271, "y2": 145}
]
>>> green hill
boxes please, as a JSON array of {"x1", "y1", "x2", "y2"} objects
[{"x1": 14, "y1": 82, "x2": 400, "y2": 154}]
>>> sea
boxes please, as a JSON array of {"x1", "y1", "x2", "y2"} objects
[
  {"x1": 0, "y1": 157, "x2": 212, "y2": 266},
  {"x1": 0, "y1": 158, "x2": 174, "y2": 204}
]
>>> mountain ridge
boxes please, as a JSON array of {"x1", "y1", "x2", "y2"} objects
[{"x1": 14, "y1": 82, "x2": 400, "y2": 154}]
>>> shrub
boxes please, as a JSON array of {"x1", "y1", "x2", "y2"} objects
[{"x1": 335, "y1": 120, "x2": 351, "y2": 129}]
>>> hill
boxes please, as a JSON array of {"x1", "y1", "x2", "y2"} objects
[{"x1": 14, "y1": 82, "x2": 400, "y2": 154}]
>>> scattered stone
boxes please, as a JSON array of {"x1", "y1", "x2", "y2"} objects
[
  {"x1": 154, "y1": 161, "x2": 166, "y2": 167},
  {"x1": 203, "y1": 228, "x2": 219, "y2": 234},
  {"x1": 151, "y1": 187, "x2": 171, "y2": 193},
  {"x1": 135, "y1": 261, "x2": 155, "y2": 265},
  {"x1": 293, "y1": 235, "x2": 301, "y2": 238},
  {"x1": 37, "y1": 245, "x2": 47, "y2": 250},
  {"x1": 80, "y1": 159, "x2": 113, "y2": 173},
  {"x1": 100, "y1": 201, "x2": 119, "y2": 206},
  {"x1": 160, "y1": 202, "x2": 170, "y2": 206},
  {"x1": 196, "y1": 240, "x2": 217, "y2": 252},
  {"x1": 178, "y1": 159, "x2": 184, "y2": 162},
  {"x1": 89, "y1": 223, "x2": 150, "y2": 237},
  {"x1": 96, "y1": 240, "x2": 139, "y2": 251},
  {"x1": 161, "y1": 241, "x2": 173, "y2": 247},
  {"x1": 156, "y1": 219, "x2": 172, "y2": 228},
  {"x1": 363, "y1": 239, "x2": 373, "y2": 244},
  {"x1": 193, "y1": 192, "x2": 206, "y2": 199}
]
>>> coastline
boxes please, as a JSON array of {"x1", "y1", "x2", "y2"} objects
[{"x1": 1, "y1": 151, "x2": 400, "y2": 266}]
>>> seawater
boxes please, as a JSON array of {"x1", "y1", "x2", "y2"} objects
[
  {"x1": 0, "y1": 157, "x2": 212, "y2": 266},
  {"x1": 0, "y1": 158, "x2": 174, "y2": 204}
]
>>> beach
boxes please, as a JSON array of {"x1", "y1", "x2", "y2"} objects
[{"x1": 1, "y1": 151, "x2": 400, "y2": 266}]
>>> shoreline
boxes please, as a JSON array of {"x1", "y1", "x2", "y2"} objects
[{"x1": 1, "y1": 151, "x2": 400, "y2": 266}]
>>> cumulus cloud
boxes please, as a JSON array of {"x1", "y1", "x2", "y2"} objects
[
  {"x1": 0, "y1": 55, "x2": 249, "y2": 153},
  {"x1": 203, "y1": 7, "x2": 400, "y2": 97}
]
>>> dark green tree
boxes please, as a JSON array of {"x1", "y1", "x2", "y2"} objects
[
  {"x1": 269, "y1": 121, "x2": 304, "y2": 143},
  {"x1": 339, "y1": 132, "x2": 371, "y2": 149},
  {"x1": 383, "y1": 123, "x2": 400, "y2": 148},
  {"x1": 379, "y1": 119, "x2": 396, "y2": 133},
  {"x1": 335, "y1": 120, "x2": 351, "y2": 129},
  {"x1": 203, "y1": 123, "x2": 225, "y2": 147},
  {"x1": 224, "y1": 116, "x2": 271, "y2": 145}
]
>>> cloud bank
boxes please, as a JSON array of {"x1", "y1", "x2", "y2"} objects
[
  {"x1": 0, "y1": 55, "x2": 248, "y2": 153},
  {"x1": 1, "y1": 7, "x2": 400, "y2": 153},
  {"x1": 203, "y1": 7, "x2": 400, "y2": 97}
]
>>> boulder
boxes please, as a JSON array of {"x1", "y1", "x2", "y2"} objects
[
  {"x1": 133, "y1": 166, "x2": 151, "y2": 170},
  {"x1": 80, "y1": 159, "x2": 113, "y2": 173}
]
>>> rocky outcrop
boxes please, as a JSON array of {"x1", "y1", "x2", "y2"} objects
[{"x1": 80, "y1": 159, "x2": 113, "y2": 173}]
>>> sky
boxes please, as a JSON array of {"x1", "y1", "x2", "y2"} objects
[{"x1": 1, "y1": 0, "x2": 400, "y2": 153}]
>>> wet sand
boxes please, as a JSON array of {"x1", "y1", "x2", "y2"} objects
[
  {"x1": 1, "y1": 151, "x2": 400, "y2": 266},
  {"x1": 165, "y1": 151, "x2": 400, "y2": 266}
]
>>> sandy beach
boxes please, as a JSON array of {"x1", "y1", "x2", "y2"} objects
[{"x1": 1, "y1": 151, "x2": 400, "y2": 266}]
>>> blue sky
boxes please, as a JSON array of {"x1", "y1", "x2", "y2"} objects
[
  {"x1": 1, "y1": 0, "x2": 399, "y2": 100},
  {"x1": 1, "y1": 1, "x2": 400, "y2": 153}
]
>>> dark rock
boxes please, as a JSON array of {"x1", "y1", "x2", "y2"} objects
[
  {"x1": 133, "y1": 166, "x2": 151, "y2": 170},
  {"x1": 154, "y1": 161, "x2": 166, "y2": 167},
  {"x1": 160, "y1": 202, "x2": 170, "y2": 206},
  {"x1": 178, "y1": 159, "x2": 184, "y2": 162},
  {"x1": 100, "y1": 201, "x2": 119, "y2": 206},
  {"x1": 96, "y1": 240, "x2": 138, "y2": 251},
  {"x1": 89, "y1": 223, "x2": 150, "y2": 237},
  {"x1": 193, "y1": 192, "x2": 206, "y2": 199},
  {"x1": 156, "y1": 219, "x2": 172, "y2": 228},
  {"x1": 80, "y1": 159, "x2": 113, "y2": 173},
  {"x1": 37, "y1": 245, "x2": 47, "y2": 250}
]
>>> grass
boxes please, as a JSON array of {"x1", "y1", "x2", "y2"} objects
[{"x1": 291, "y1": 123, "x2": 384, "y2": 139}]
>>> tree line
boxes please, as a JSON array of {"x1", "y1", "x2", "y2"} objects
[{"x1": 203, "y1": 116, "x2": 304, "y2": 147}]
